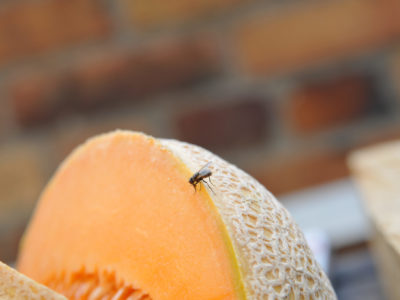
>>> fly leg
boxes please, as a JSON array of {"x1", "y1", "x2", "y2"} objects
[
  {"x1": 203, "y1": 179, "x2": 215, "y2": 195},
  {"x1": 191, "y1": 182, "x2": 198, "y2": 193},
  {"x1": 208, "y1": 176, "x2": 215, "y2": 187}
]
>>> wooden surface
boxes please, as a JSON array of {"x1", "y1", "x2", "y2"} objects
[{"x1": 349, "y1": 141, "x2": 400, "y2": 300}]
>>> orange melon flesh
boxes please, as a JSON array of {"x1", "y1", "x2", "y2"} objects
[{"x1": 17, "y1": 132, "x2": 242, "y2": 299}]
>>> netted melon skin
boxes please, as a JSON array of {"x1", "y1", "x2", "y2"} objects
[
  {"x1": 161, "y1": 138, "x2": 336, "y2": 300},
  {"x1": 0, "y1": 261, "x2": 67, "y2": 300}
]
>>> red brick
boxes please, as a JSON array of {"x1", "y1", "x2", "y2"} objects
[
  {"x1": 0, "y1": 0, "x2": 111, "y2": 65},
  {"x1": 120, "y1": 0, "x2": 246, "y2": 29},
  {"x1": 176, "y1": 98, "x2": 270, "y2": 150},
  {"x1": 285, "y1": 74, "x2": 375, "y2": 134},
  {"x1": 74, "y1": 37, "x2": 220, "y2": 109},
  {"x1": 390, "y1": 47, "x2": 400, "y2": 99},
  {"x1": 73, "y1": 51, "x2": 131, "y2": 109},
  {"x1": 252, "y1": 148, "x2": 349, "y2": 195},
  {"x1": 234, "y1": 0, "x2": 400, "y2": 75},
  {"x1": 0, "y1": 99, "x2": 15, "y2": 138},
  {"x1": 0, "y1": 142, "x2": 47, "y2": 262},
  {"x1": 9, "y1": 37, "x2": 220, "y2": 127},
  {"x1": 10, "y1": 71, "x2": 74, "y2": 127}
]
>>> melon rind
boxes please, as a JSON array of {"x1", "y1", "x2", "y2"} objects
[
  {"x1": 0, "y1": 261, "x2": 67, "y2": 300},
  {"x1": 160, "y1": 137, "x2": 336, "y2": 300}
]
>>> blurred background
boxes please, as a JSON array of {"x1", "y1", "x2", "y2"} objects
[{"x1": 2, "y1": 0, "x2": 400, "y2": 299}]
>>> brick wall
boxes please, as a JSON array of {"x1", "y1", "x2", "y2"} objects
[{"x1": 2, "y1": 0, "x2": 400, "y2": 262}]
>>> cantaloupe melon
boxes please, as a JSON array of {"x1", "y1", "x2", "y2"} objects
[
  {"x1": 17, "y1": 130, "x2": 336, "y2": 299},
  {"x1": 0, "y1": 260, "x2": 66, "y2": 299}
]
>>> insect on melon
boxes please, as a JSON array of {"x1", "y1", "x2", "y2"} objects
[{"x1": 17, "y1": 130, "x2": 336, "y2": 299}]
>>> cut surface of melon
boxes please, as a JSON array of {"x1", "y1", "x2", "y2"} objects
[
  {"x1": 0, "y1": 260, "x2": 66, "y2": 300},
  {"x1": 18, "y1": 131, "x2": 336, "y2": 299}
]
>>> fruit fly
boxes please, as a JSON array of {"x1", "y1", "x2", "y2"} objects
[{"x1": 189, "y1": 161, "x2": 215, "y2": 193}]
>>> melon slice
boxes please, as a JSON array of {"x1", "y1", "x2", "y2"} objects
[
  {"x1": 17, "y1": 130, "x2": 336, "y2": 299},
  {"x1": 0, "y1": 260, "x2": 66, "y2": 299}
]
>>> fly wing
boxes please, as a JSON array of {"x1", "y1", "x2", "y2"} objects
[{"x1": 197, "y1": 161, "x2": 212, "y2": 177}]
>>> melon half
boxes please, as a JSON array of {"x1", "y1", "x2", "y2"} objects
[{"x1": 17, "y1": 131, "x2": 336, "y2": 300}]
